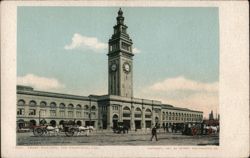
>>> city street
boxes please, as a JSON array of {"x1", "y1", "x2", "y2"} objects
[{"x1": 17, "y1": 130, "x2": 219, "y2": 146}]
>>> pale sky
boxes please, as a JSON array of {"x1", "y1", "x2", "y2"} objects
[{"x1": 17, "y1": 7, "x2": 219, "y2": 118}]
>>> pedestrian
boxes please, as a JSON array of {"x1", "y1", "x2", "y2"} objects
[{"x1": 150, "y1": 125, "x2": 158, "y2": 141}]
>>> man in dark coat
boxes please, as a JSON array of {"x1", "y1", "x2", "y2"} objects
[{"x1": 150, "y1": 125, "x2": 158, "y2": 141}]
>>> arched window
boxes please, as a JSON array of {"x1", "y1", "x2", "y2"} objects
[
  {"x1": 123, "y1": 106, "x2": 131, "y2": 117},
  {"x1": 59, "y1": 103, "x2": 65, "y2": 109},
  {"x1": 50, "y1": 102, "x2": 57, "y2": 108},
  {"x1": 113, "y1": 114, "x2": 119, "y2": 120},
  {"x1": 145, "y1": 109, "x2": 151, "y2": 113},
  {"x1": 123, "y1": 106, "x2": 130, "y2": 111},
  {"x1": 135, "y1": 107, "x2": 142, "y2": 112},
  {"x1": 68, "y1": 104, "x2": 74, "y2": 109},
  {"x1": 29, "y1": 100, "x2": 37, "y2": 106},
  {"x1": 76, "y1": 104, "x2": 82, "y2": 109},
  {"x1": 40, "y1": 101, "x2": 47, "y2": 107},
  {"x1": 91, "y1": 105, "x2": 96, "y2": 110},
  {"x1": 134, "y1": 107, "x2": 142, "y2": 118},
  {"x1": 84, "y1": 105, "x2": 89, "y2": 110},
  {"x1": 17, "y1": 100, "x2": 25, "y2": 106},
  {"x1": 145, "y1": 108, "x2": 152, "y2": 118}
]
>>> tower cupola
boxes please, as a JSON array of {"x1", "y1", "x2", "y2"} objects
[{"x1": 117, "y1": 8, "x2": 124, "y2": 25}]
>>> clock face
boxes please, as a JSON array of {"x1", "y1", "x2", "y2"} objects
[
  {"x1": 123, "y1": 63, "x2": 130, "y2": 73},
  {"x1": 111, "y1": 63, "x2": 117, "y2": 71}
]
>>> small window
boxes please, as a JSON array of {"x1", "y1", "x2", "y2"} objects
[
  {"x1": 59, "y1": 103, "x2": 65, "y2": 109},
  {"x1": 17, "y1": 108, "x2": 25, "y2": 115},
  {"x1": 84, "y1": 105, "x2": 89, "y2": 110},
  {"x1": 59, "y1": 111, "x2": 65, "y2": 117},
  {"x1": 29, "y1": 100, "x2": 37, "y2": 106},
  {"x1": 68, "y1": 111, "x2": 73, "y2": 117},
  {"x1": 40, "y1": 101, "x2": 47, "y2": 107},
  {"x1": 68, "y1": 104, "x2": 74, "y2": 109},
  {"x1": 40, "y1": 110, "x2": 46, "y2": 117},
  {"x1": 17, "y1": 100, "x2": 25, "y2": 106},
  {"x1": 76, "y1": 111, "x2": 82, "y2": 118},
  {"x1": 50, "y1": 110, "x2": 56, "y2": 117},
  {"x1": 50, "y1": 102, "x2": 57, "y2": 108},
  {"x1": 76, "y1": 104, "x2": 82, "y2": 109},
  {"x1": 91, "y1": 106, "x2": 96, "y2": 110},
  {"x1": 29, "y1": 109, "x2": 36, "y2": 115}
]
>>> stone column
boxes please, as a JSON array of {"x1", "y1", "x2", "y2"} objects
[
  {"x1": 56, "y1": 107, "x2": 60, "y2": 121},
  {"x1": 159, "y1": 108, "x2": 162, "y2": 127},
  {"x1": 36, "y1": 106, "x2": 40, "y2": 125},
  {"x1": 141, "y1": 106, "x2": 145, "y2": 130},
  {"x1": 130, "y1": 102, "x2": 135, "y2": 130},
  {"x1": 98, "y1": 111, "x2": 103, "y2": 130},
  {"x1": 107, "y1": 104, "x2": 112, "y2": 129},
  {"x1": 24, "y1": 104, "x2": 29, "y2": 118},
  {"x1": 152, "y1": 107, "x2": 155, "y2": 127},
  {"x1": 119, "y1": 105, "x2": 123, "y2": 122}
]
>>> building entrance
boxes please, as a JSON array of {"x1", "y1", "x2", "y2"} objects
[
  {"x1": 102, "y1": 120, "x2": 107, "y2": 129},
  {"x1": 112, "y1": 114, "x2": 119, "y2": 129},
  {"x1": 135, "y1": 120, "x2": 141, "y2": 129},
  {"x1": 123, "y1": 120, "x2": 130, "y2": 129},
  {"x1": 145, "y1": 121, "x2": 152, "y2": 128},
  {"x1": 76, "y1": 121, "x2": 82, "y2": 126}
]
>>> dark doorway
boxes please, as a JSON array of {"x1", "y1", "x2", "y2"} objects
[
  {"x1": 76, "y1": 121, "x2": 82, "y2": 126},
  {"x1": 135, "y1": 120, "x2": 141, "y2": 129},
  {"x1": 102, "y1": 120, "x2": 107, "y2": 129},
  {"x1": 59, "y1": 120, "x2": 64, "y2": 125},
  {"x1": 40, "y1": 119, "x2": 47, "y2": 125},
  {"x1": 50, "y1": 120, "x2": 56, "y2": 127},
  {"x1": 112, "y1": 114, "x2": 119, "y2": 129},
  {"x1": 30, "y1": 120, "x2": 36, "y2": 127},
  {"x1": 123, "y1": 120, "x2": 130, "y2": 129},
  {"x1": 17, "y1": 119, "x2": 25, "y2": 129},
  {"x1": 145, "y1": 121, "x2": 151, "y2": 128}
]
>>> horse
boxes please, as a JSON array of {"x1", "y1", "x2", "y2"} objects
[
  {"x1": 87, "y1": 126, "x2": 95, "y2": 132},
  {"x1": 45, "y1": 125, "x2": 60, "y2": 136},
  {"x1": 75, "y1": 126, "x2": 90, "y2": 136},
  {"x1": 205, "y1": 126, "x2": 218, "y2": 134}
]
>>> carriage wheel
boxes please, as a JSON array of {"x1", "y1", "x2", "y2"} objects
[
  {"x1": 65, "y1": 128, "x2": 75, "y2": 137},
  {"x1": 33, "y1": 128, "x2": 43, "y2": 136}
]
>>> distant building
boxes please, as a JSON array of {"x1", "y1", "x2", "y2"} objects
[
  {"x1": 16, "y1": 8, "x2": 203, "y2": 130},
  {"x1": 203, "y1": 110, "x2": 219, "y2": 126},
  {"x1": 209, "y1": 110, "x2": 214, "y2": 120}
]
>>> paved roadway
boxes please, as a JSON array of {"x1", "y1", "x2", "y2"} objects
[{"x1": 17, "y1": 130, "x2": 219, "y2": 146}]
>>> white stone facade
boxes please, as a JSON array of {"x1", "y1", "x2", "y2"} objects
[{"x1": 17, "y1": 86, "x2": 203, "y2": 130}]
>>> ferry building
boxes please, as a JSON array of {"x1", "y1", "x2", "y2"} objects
[{"x1": 17, "y1": 9, "x2": 203, "y2": 130}]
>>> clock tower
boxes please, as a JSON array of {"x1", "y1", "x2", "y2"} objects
[{"x1": 108, "y1": 8, "x2": 134, "y2": 98}]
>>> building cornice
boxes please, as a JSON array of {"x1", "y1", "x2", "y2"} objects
[{"x1": 17, "y1": 90, "x2": 98, "y2": 102}]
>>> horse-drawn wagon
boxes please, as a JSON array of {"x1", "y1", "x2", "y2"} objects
[
  {"x1": 32, "y1": 121, "x2": 95, "y2": 137},
  {"x1": 32, "y1": 121, "x2": 78, "y2": 137}
]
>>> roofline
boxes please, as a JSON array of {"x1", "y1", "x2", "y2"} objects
[
  {"x1": 17, "y1": 88, "x2": 97, "y2": 102},
  {"x1": 17, "y1": 85, "x2": 203, "y2": 113}
]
